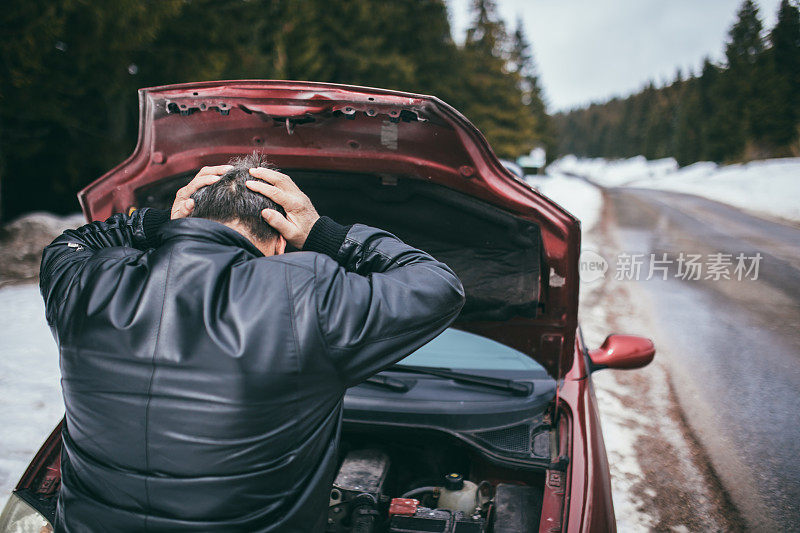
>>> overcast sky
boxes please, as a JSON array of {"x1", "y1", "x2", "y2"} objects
[{"x1": 447, "y1": 0, "x2": 782, "y2": 112}]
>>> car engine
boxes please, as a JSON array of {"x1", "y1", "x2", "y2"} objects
[{"x1": 325, "y1": 443, "x2": 544, "y2": 533}]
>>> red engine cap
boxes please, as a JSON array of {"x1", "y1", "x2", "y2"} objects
[{"x1": 388, "y1": 498, "x2": 419, "y2": 516}]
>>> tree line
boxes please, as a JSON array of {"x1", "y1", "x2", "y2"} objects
[
  {"x1": 0, "y1": 0, "x2": 553, "y2": 220},
  {"x1": 556, "y1": 0, "x2": 800, "y2": 166}
]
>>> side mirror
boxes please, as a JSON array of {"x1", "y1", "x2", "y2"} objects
[{"x1": 589, "y1": 334, "x2": 655, "y2": 371}]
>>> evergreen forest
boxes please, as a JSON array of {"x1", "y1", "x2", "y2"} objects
[
  {"x1": 556, "y1": 0, "x2": 800, "y2": 166},
  {"x1": 0, "y1": 0, "x2": 552, "y2": 220}
]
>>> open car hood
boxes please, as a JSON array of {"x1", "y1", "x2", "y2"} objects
[{"x1": 79, "y1": 80, "x2": 580, "y2": 379}]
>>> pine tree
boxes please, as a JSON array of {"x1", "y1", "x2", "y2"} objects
[
  {"x1": 509, "y1": 19, "x2": 556, "y2": 158},
  {"x1": 726, "y1": 0, "x2": 765, "y2": 68},
  {"x1": 763, "y1": 0, "x2": 800, "y2": 150},
  {"x1": 465, "y1": 0, "x2": 506, "y2": 57},
  {"x1": 457, "y1": 0, "x2": 538, "y2": 158},
  {"x1": 675, "y1": 76, "x2": 703, "y2": 165},
  {"x1": 772, "y1": 0, "x2": 800, "y2": 98},
  {"x1": 724, "y1": 0, "x2": 765, "y2": 157},
  {"x1": 697, "y1": 58, "x2": 727, "y2": 162}
]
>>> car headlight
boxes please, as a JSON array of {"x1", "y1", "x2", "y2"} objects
[{"x1": 0, "y1": 494, "x2": 51, "y2": 533}]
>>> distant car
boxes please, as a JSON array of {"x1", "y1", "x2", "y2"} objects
[
  {"x1": 0, "y1": 81, "x2": 654, "y2": 532},
  {"x1": 518, "y1": 147, "x2": 547, "y2": 177}
]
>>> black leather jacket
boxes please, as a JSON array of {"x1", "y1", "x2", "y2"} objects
[{"x1": 40, "y1": 209, "x2": 464, "y2": 532}]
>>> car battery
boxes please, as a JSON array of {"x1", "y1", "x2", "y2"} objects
[
  {"x1": 451, "y1": 512, "x2": 486, "y2": 533},
  {"x1": 389, "y1": 499, "x2": 486, "y2": 533}
]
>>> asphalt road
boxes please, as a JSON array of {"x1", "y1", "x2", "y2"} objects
[{"x1": 603, "y1": 187, "x2": 800, "y2": 531}]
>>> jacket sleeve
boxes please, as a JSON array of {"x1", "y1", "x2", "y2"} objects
[
  {"x1": 39, "y1": 208, "x2": 170, "y2": 327},
  {"x1": 304, "y1": 217, "x2": 466, "y2": 387}
]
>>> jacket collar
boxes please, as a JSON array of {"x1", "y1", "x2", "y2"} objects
[{"x1": 158, "y1": 218, "x2": 265, "y2": 258}]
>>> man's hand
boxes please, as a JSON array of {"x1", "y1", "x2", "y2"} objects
[
  {"x1": 170, "y1": 165, "x2": 233, "y2": 220},
  {"x1": 245, "y1": 168, "x2": 320, "y2": 249}
]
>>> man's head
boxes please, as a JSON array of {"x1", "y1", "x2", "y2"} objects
[{"x1": 190, "y1": 153, "x2": 287, "y2": 256}]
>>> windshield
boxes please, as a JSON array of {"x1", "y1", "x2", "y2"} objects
[{"x1": 397, "y1": 328, "x2": 546, "y2": 373}]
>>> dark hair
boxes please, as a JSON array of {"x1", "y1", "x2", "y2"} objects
[{"x1": 190, "y1": 153, "x2": 286, "y2": 241}]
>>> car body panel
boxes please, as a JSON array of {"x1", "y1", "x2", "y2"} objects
[{"x1": 561, "y1": 339, "x2": 616, "y2": 532}]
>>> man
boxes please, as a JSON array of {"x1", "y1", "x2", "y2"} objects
[{"x1": 40, "y1": 154, "x2": 465, "y2": 532}]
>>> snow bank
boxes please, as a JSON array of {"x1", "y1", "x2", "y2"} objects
[
  {"x1": 549, "y1": 155, "x2": 678, "y2": 187},
  {"x1": 526, "y1": 170, "x2": 603, "y2": 233},
  {"x1": 553, "y1": 155, "x2": 800, "y2": 224},
  {"x1": 630, "y1": 158, "x2": 800, "y2": 224},
  {"x1": 0, "y1": 212, "x2": 85, "y2": 283}
]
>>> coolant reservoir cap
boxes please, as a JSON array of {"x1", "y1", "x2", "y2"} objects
[{"x1": 444, "y1": 473, "x2": 464, "y2": 490}]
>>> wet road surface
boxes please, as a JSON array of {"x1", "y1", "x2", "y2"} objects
[{"x1": 603, "y1": 188, "x2": 800, "y2": 530}]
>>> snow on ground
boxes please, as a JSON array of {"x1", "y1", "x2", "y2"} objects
[
  {"x1": 630, "y1": 158, "x2": 800, "y2": 224},
  {"x1": 0, "y1": 284, "x2": 63, "y2": 496},
  {"x1": 551, "y1": 155, "x2": 800, "y2": 224},
  {"x1": 526, "y1": 169, "x2": 603, "y2": 233},
  {"x1": 549, "y1": 155, "x2": 678, "y2": 188}
]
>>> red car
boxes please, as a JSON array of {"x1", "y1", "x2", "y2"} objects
[{"x1": 0, "y1": 81, "x2": 654, "y2": 532}]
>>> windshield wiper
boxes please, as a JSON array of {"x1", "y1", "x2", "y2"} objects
[
  {"x1": 364, "y1": 375, "x2": 411, "y2": 392},
  {"x1": 388, "y1": 365, "x2": 532, "y2": 397}
]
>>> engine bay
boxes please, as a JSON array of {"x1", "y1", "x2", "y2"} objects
[{"x1": 326, "y1": 428, "x2": 547, "y2": 533}]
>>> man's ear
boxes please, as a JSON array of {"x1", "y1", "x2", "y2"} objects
[{"x1": 274, "y1": 235, "x2": 287, "y2": 255}]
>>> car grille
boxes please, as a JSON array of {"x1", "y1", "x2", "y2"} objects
[
  {"x1": 474, "y1": 424, "x2": 531, "y2": 453},
  {"x1": 471, "y1": 419, "x2": 550, "y2": 459}
]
